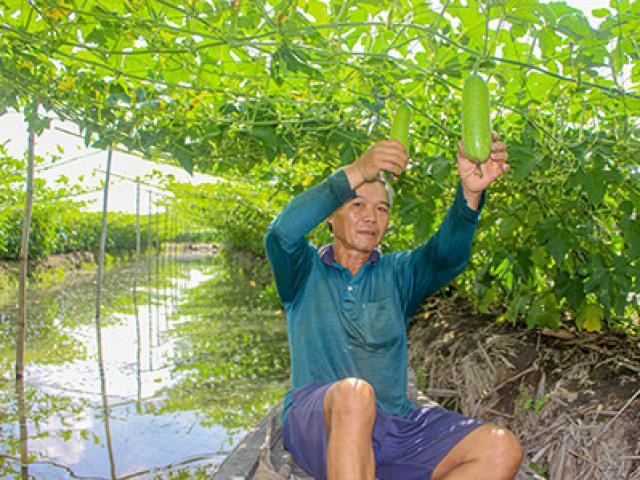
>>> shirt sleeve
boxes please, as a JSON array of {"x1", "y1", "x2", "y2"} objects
[
  {"x1": 264, "y1": 169, "x2": 355, "y2": 305},
  {"x1": 395, "y1": 181, "x2": 486, "y2": 321}
]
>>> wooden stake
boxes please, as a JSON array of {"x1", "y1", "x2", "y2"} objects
[
  {"x1": 94, "y1": 147, "x2": 117, "y2": 480},
  {"x1": 147, "y1": 191, "x2": 153, "y2": 369},
  {"x1": 16, "y1": 118, "x2": 36, "y2": 480},
  {"x1": 134, "y1": 181, "x2": 142, "y2": 409}
]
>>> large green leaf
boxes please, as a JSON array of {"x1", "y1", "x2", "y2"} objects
[
  {"x1": 508, "y1": 143, "x2": 543, "y2": 182},
  {"x1": 581, "y1": 169, "x2": 607, "y2": 208},
  {"x1": 577, "y1": 303, "x2": 604, "y2": 332}
]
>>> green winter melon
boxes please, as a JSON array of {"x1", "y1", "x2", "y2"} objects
[
  {"x1": 462, "y1": 73, "x2": 491, "y2": 163},
  {"x1": 390, "y1": 105, "x2": 411, "y2": 152}
]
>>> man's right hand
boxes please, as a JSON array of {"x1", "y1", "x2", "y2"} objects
[{"x1": 344, "y1": 140, "x2": 408, "y2": 190}]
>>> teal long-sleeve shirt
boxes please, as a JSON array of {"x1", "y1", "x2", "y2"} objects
[{"x1": 264, "y1": 169, "x2": 484, "y2": 422}]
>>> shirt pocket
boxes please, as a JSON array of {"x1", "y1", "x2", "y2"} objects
[{"x1": 345, "y1": 297, "x2": 403, "y2": 352}]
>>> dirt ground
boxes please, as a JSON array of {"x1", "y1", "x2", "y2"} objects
[{"x1": 408, "y1": 292, "x2": 640, "y2": 480}]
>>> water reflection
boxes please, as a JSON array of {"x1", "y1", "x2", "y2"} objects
[
  {"x1": 16, "y1": 373, "x2": 28, "y2": 480},
  {"x1": 0, "y1": 252, "x2": 289, "y2": 479}
]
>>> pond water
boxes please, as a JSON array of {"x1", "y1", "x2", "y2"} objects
[{"x1": 0, "y1": 252, "x2": 290, "y2": 479}]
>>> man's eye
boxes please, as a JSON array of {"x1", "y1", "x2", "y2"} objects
[
  {"x1": 353, "y1": 201, "x2": 363, "y2": 207},
  {"x1": 378, "y1": 207, "x2": 388, "y2": 213}
]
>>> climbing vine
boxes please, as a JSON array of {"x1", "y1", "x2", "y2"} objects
[{"x1": 0, "y1": 0, "x2": 638, "y2": 332}]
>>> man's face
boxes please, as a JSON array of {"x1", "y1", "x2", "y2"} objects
[{"x1": 329, "y1": 181, "x2": 390, "y2": 254}]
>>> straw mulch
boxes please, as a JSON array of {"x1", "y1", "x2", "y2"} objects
[{"x1": 408, "y1": 294, "x2": 640, "y2": 480}]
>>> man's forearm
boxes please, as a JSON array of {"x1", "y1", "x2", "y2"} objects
[
  {"x1": 265, "y1": 169, "x2": 355, "y2": 246},
  {"x1": 343, "y1": 164, "x2": 366, "y2": 191},
  {"x1": 461, "y1": 185, "x2": 483, "y2": 211}
]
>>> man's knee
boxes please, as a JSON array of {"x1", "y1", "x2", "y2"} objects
[
  {"x1": 324, "y1": 377, "x2": 376, "y2": 426},
  {"x1": 484, "y1": 425, "x2": 524, "y2": 476}
]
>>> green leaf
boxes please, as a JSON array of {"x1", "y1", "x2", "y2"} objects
[
  {"x1": 577, "y1": 303, "x2": 604, "y2": 332},
  {"x1": 514, "y1": 246, "x2": 534, "y2": 281},
  {"x1": 429, "y1": 155, "x2": 451, "y2": 183},
  {"x1": 307, "y1": 0, "x2": 329, "y2": 23},
  {"x1": 592, "y1": 8, "x2": 611, "y2": 17},
  {"x1": 557, "y1": 13, "x2": 593, "y2": 40},
  {"x1": 175, "y1": 150, "x2": 194, "y2": 175},
  {"x1": 609, "y1": 47, "x2": 624, "y2": 78},
  {"x1": 547, "y1": 234, "x2": 569, "y2": 263},
  {"x1": 499, "y1": 216, "x2": 520, "y2": 237},
  {"x1": 580, "y1": 169, "x2": 606, "y2": 207},
  {"x1": 539, "y1": 28, "x2": 560, "y2": 59},
  {"x1": 509, "y1": 145, "x2": 543, "y2": 182},
  {"x1": 535, "y1": 217, "x2": 569, "y2": 263},
  {"x1": 414, "y1": 209, "x2": 434, "y2": 242},
  {"x1": 622, "y1": 217, "x2": 640, "y2": 257},
  {"x1": 555, "y1": 271, "x2": 585, "y2": 310},
  {"x1": 340, "y1": 144, "x2": 356, "y2": 165},
  {"x1": 526, "y1": 303, "x2": 560, "y2": 330},
  {"x1": 250, "y1": 126, "x2": 279, "y2": 162},
  {"x1": 478, "y1": 287, "x2": 499, "y2": 314}
]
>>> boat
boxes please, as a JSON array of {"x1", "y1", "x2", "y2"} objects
[{"x1": 211, "y1": 400, "x2": 312, "y2": 480}]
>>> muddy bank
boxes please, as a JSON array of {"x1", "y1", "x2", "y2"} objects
[
  {"x1": 408, "y1": 293, "x2": 640, "y2": 479},
  {"x1": 0, "y1": 251, "x2": 98, "y2": 303},
  {"x1": 0, "y1": 249, "x2": 142, "y2": 306}
]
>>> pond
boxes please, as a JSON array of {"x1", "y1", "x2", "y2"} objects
[{"x1": 0, "y1": 252, "x2": 290, "y2": 479}]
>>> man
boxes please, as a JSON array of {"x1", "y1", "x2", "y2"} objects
[{"x1": 264, "y1": 133, "x2": 523, "y2": 480}]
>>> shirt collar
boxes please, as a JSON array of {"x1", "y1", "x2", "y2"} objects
[{"x1": 319, "y1": 244, "x2": 381, "y2": 267}]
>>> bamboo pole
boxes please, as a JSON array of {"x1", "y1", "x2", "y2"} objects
[
  {"x1": 16, "y1": 118, "x2": 36, "y2": 480},
  {"x1": 147, "y1": 191, "x2": 153, "y2": 370},
  {"x1": 178, "y1": 215, "x2": 183, "y2": 292},
  {"x1": 16, "y1": 372, "x2": 28, "y2": 480},
  {"x1": 173, "y1": 214, "x2": 179, "y2": 295},
  {"x1": 134, "y1": 180, "x2": 142, "y2": 410},
  {"x1": 155, "y1": 204, "x2": 160, "y2": 343},
  {"x1": 162, "y1": 207, "x2": 168, "y2": 331},
  {"x1": 175, "y1": 212, "x2": 179, "y2": 296},
  {"x1": 94, "y1": 147, "x2": 117, "y2": 480},
  {"x1": 171, "y1": 212, "x2": 177, "y2": 303}
]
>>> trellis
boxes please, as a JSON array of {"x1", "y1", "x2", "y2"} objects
[{"x1": 1, "y1": 0, "x2": 638, "y2": 175}]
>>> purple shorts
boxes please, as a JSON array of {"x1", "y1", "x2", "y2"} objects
[{"x1": 283, "y1": 381, "x2": 485, "y2": 480}]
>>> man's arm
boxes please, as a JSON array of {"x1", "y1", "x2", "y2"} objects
[
  {"x1": 397, "y1": 132, "x2": 509, "y2": 319},
  {"x1": 264, "y1": 169, "x2": 355, "y2": 305},
  {"x1": 396, "y1": 182, "x2": 485, "y2": 319}
]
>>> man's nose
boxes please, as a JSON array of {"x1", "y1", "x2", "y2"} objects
[{"x1": 362, "y1": 206, "x2": 377, "y2": 223}]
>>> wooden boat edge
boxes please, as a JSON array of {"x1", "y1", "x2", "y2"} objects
[{"x1": 212, "y1": 401, "x2": 283, "y2": 480}]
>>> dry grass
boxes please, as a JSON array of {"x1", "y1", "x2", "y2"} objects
[{"x1": 409, "y1": 295, "x2": 640, "y2": 480}]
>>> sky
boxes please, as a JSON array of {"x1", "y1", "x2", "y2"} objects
[{"x1": 0, "y1": 0, "x2": 616, "y2": 214}]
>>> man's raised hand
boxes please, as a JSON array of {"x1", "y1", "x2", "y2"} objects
[
  {"x1": 457, "y1": 132, "x2": 509, "y2": 207},
  {"x1": 344, "y1": 140, "x2": 408, "y2": 189}
]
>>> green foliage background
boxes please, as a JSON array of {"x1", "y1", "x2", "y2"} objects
[
  {"x1": 0, "y1": 145, "x2": 187, "y2": 260},
  {"x1": 0, "y1": 0, "x2": 638, "y2": 332}
]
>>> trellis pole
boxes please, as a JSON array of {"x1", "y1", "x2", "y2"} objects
[
  {"x1": 16, "y1": 113, "x2": 36, "y2": 480},
  {"x1": 16, "y1": 374, "x2": 27, "y2": 480},
  {"x1": 134, "y1": 180, "x2": 142, "y2": 409},
  {"x1": 94, "y1": 147, "x2": 117, "y2": 479},
  {"x1": 171, "y1": 211, "x2": 177, "y2": 301},
  {"x1": 147, "y1": 191, "x2": 153, "y2": 370},
  {"x1": 174, "y1": 211, "x2": 178, "y2": 297},
  {"x1": 174, "y1": 214, "x2": 179, "y2": 291},
  {"x1": 155, "y1": 203, "x2": 160, "y2": 343},
  {"x1": 163, "y1": 206, "x2": 169, "y2": 330}
]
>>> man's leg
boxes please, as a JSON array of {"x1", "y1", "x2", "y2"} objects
[
  {"x1": 323, "y1": 377, "x2": 377, "y2": 480},
  {"x1": 431, "y1": 424, "x2": 524, "y2": 480}
]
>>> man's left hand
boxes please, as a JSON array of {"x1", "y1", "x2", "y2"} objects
[{"x1": 457, "y1": 132, "x2": 509, "y2": 209}]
